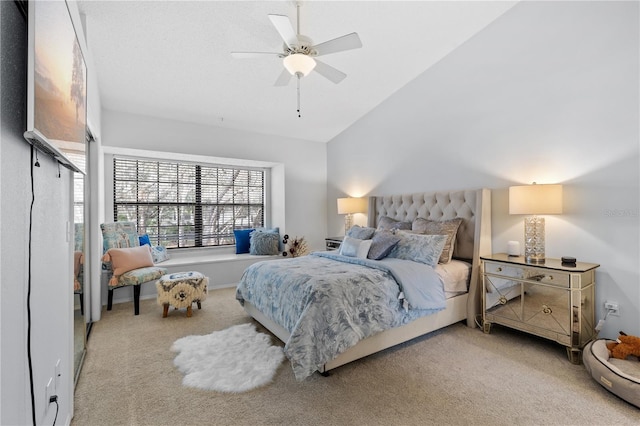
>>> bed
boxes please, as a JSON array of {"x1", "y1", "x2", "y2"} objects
[{"x1": 236, "y1": 188, "x2": 492, "y2": 380}]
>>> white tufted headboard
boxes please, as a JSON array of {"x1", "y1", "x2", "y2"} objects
[{"x1": 367, "y1": 188, "x2": 492, "y2": 327}]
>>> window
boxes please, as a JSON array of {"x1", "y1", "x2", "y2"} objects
[{"x1": 113, "y1": 157, "x2": 265, "y2": 249}]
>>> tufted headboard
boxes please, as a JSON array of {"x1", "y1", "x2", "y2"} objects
[{"x1": 366, "y1": 188, "x2": 492, "y2": 327}]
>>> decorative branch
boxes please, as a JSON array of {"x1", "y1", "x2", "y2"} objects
[{"x1": 282, "y1": 234, "x2": 308, "y2": 258}]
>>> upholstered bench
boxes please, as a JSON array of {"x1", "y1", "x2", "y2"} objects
[{"x1": 156, "y1": 271, "x2": 208, "y2": 318}]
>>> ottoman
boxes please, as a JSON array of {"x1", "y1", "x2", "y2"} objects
[{"x1": 156, "y1": 271, "x2": 208, "y2": 317}]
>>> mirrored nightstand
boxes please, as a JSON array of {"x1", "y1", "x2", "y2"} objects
[
  {"x1": 481, "y1": 253, "x2": 599, "y2": 364},
  {"x1": 325, "y1": 237, "x2": 343, "y2": 251}
]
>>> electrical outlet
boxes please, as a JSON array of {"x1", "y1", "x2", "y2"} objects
[{"x1": 605, "y1": 301, "x2": 619, "y2": 316}]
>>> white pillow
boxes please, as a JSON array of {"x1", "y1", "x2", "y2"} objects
[{"x1": 339, "y1": 236, "x2": 373, "y2": 259}]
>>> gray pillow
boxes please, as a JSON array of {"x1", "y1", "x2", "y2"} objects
[
  {"x1": 249, "y1": 231, "x2": 280, "y2": 255},
  {"x1": 346, "y1": 225, "x2": 376, "y2": 240},
  {"x1": 411, "y1": 218, "x2": 463, "y2": 263},
  {"x1": 387, "y1": 231, "x2": 448, "y2": 267},
  {"x1": 367, "y1": 231, "x2": 401, "y2": 260},
  {"x1": 377, "y1": 216, "x2": 411, "y2": 231}
]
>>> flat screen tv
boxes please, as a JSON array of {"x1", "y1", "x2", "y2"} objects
[{"x1": 23, "y1": 0, "x2": 87, "y2": 174}]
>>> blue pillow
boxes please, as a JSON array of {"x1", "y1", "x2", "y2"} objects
[
  {"x1": 346, "y1": 225, "x2": 375, "y2": 240},
  {"x1": 367, "y1": 231, "x2": 401, "y2": 260},
  {"x1": 233, "y1": 229, "x2": 254, "y2": 254},
  {"x1": 139, "y1": 234, "x2": 151, "y2": 246}
]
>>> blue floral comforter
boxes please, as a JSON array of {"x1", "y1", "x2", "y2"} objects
[{"x1": 236, "y1": 252, "x2": 446, "y2": 380}]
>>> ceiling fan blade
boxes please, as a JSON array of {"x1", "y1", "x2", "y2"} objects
[
  {"x1": 313, "y1": 60, "x2": 346, "y2": 84},
  {"x1": 274, "y1": 69, "x2": 293, "y2": 86},
  {"x1": 312, "y1": 32, "x2": 362, "y2": 57},
  {"x1": 231, "y1": 51, "x2": 282, "y2": 59},
  {"x1": 268, "y1": 14, "x2": 298, "y2": 49}
]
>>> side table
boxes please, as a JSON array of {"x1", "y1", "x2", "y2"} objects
[
  {"x1": 481, "y1": 253, "x2": 599, "y2": 363},
  {"x1": 325, "y1": 237, "x2": 343, "y2": 251}
]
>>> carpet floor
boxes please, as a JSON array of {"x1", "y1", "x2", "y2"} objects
[{"x1": 72, "y1": 287, "x2": 639, "y2": 425}]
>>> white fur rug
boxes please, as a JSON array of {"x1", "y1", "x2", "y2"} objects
[{"x1": 171, "y1": 323, "x2": 285, "y2": 393}]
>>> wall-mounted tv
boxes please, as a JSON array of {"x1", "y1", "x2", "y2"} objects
[{"x1": 23, "y1": 0, "x2": 87, "y2": 174}]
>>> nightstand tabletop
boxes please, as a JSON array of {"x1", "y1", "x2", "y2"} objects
[
  {"x1": 481, "y1": 253, "x2": 600, "y2": 273},
  {"x1": 325, "y1": 236, "x2": 344, "y2": 242}
]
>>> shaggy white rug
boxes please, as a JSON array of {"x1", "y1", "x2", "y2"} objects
[{"x1": 171, "y1": 323, "x2": 285, "y2": 393}]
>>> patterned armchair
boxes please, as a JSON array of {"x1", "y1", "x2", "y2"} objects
[
  {"x1": 74, "y1": 223, "x2": 84, "y2": 315},
  {"x1": 100, "y1": 222, "x2": 168, "y2": 315}
]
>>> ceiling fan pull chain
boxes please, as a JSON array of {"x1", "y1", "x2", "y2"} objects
[{"x1": 297, "y1": 75, "x2": 302, "y2": 118}]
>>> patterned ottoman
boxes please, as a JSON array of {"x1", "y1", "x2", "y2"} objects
[{"x1": 156, "y1": 271, "x2": 208, "y2": 318}]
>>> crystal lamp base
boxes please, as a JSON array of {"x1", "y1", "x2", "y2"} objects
[{"x1": 524, "y1": 216, "x2": 545, "y2": 264}]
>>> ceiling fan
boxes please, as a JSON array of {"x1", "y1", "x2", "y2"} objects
[
  {"x1": 231, "y1": 4, "x2": 362, "y2": 85},
  {"x1": 231, "y1": 3, "x2": 362, "y2": 116}
]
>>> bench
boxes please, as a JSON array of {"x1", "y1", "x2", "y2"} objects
[{"x1": 105, "y1": 248, "x2": 280, "y2": 307}]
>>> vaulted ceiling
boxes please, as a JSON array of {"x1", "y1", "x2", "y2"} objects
[{"x1": 77, "y1": 1, "x2": 517, "y2": 143}]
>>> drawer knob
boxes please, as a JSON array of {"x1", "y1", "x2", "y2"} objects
[
  {"x1": 542, "y1": 304, "x2": 552, "y2": 314},
  {"x1": 496, "y1": 267, "x2": 502, "y2": 272},
  {"x1": 499, "y1": 296, "x2": 507, "y2": 305}
]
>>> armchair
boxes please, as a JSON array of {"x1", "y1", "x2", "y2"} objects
[
  {"x1": 74, "y1": 223, "x2": 84, "y2": 315},
  {"x1": 100, "y1": 222, "x2": 167, "y2": 315}
]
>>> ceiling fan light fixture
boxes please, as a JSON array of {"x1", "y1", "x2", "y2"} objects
[{"x1": 283, "y1": 53, "x2": 316, "y2": 77}]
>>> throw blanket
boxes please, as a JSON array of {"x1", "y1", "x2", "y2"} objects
[{"x1": 236, "y1": 252, "x2": 446, "y2": 380}]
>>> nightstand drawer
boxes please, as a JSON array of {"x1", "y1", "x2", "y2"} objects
[
  {"x1": 523, "y1": 268, "x2": 569, "y2": 287},
  {"x1": 484, "y1": 262, "x2": 522, "y2": 278}
]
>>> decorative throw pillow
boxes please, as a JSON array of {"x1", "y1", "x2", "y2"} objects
[
  {"x1": 100, "y1": 222, "x2": 139, "y2": 252},
  {"x1": 367, "y1": 231, "x2": 401, "y2": 260},
  {"x1": 101, "y1": 245, "x2": 154, "y2": 276},
  {"x1": 346, "y1": 225, "x2": 376, "y2": 240},
  {"x1": 151, "y1": 246, "x2": 170, "y2": 263},
  {"x1": 254, "y1": 227, "x2": 279, "y2": 234},
  {"x1": 339, "y1": 236, "x2": 373, "y2": 259},
  {"x1": 377, "y1": 216, "x2": 411, "y2": 231},
  {"x1": 250, "y1": 231, "x2": 280, "y2": 255},
  {"x1": 138, "y1": 234, "x2": 151, "y2": 246},
  {"x1": 387, "y1": 231, "x2": 448, "y2": 267},
  {"x1": 233, "y1": 229, "x2": 254, "y2": 254},
  {"x1": 411, "y1": 218, "x2": 463, "y2": 263}
]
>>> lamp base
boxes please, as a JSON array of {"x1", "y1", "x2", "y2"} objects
[
  {"x1": 524, "y1": 216, "x2": 545, "y2": 264},
  {"x1": 525, "y1": 255, "x2": 546, "y2": 264},
  {"x1": 344, "y1": 213, "x2": 353, "y2": 235}
]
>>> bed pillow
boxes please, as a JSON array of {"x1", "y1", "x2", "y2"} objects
[
  {"x1": 138, "y1": 234, "x2": 151, "y2": 246},
  {"x1": 367, "y1": 231, "x2": 401, "y2": 260},
  {"x1": 102, "y1": 245, "x2": 154, "y2": 276},
  {"x1": 151, "y1": 245, "x2": 170, "y2": 263},
  {"x1": 250, "y1": 231, "x2": 280, "y2": 255},
  {"x1": 412, "y1": 218, "x2": 463, "y2": 264},
  {"x1": 233, "y1": 229, "x2": 254, "y2": 254},
  {"x1": 377, "y1": 216, "x2": 411, "y2": 231},
  {"x1": 346, "y1": 225, "x2": 376, "y2": 240},
  {"x1": 254, "y1": 227, "x2": 279, "y2": 234},
  {"x1": 387, "y1": 231, "x2": 447, "y2": 267},
  {"x1": 339, "y1": 236, "x2": 373, "y2": 259}
]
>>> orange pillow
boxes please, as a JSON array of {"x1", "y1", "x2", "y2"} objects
[{"x1": 102, "y1": 245, "x2": 153, "y2": 276}]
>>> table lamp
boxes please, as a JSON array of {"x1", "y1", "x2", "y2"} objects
[
  {"x1": 509, "y1": 183, "x2": 563, "y2": 264},
  {"x1": 337, "y1": 197, "x2": 367, "y2": 235}
]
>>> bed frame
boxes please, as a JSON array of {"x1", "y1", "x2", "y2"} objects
[{"x1": 243, "y1": 188, "x2": 492, "y2": 374}]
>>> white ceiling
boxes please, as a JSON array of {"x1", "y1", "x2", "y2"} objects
[{"x1": 77, "y1": 0, "x2": 517, "y2": 143}]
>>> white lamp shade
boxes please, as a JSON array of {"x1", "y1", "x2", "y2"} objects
[
  {"x1": 283, "y1": 53, "x2": 316, "y2": 76},
  {"x1": 337, "y1": 197, "x2": 367, "y2": 215},
  {"x1": 509, "y1": 184, "x2": 563, "y2": 215}
]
